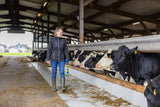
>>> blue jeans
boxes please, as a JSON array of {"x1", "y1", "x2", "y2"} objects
[{"x1": 51, "y1": 61, "x2": 65, "y2": 78}]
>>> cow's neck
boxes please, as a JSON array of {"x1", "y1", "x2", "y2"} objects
[{"x1": 127, "y1": 53, "x2": 140, "y2": 82}]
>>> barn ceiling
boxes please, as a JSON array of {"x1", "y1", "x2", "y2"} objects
[{"x1": 0, "y1": 0, "x2": 160, "y2": 41}]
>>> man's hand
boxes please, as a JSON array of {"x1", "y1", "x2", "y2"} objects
[{"x1": 47, "y1": 61, "x2": 50, "y2": 65}]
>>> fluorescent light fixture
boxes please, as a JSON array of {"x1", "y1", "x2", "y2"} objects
[
  {"x1": 43, "y1": 2, "x2": 48, "y2": 7},
  {"x1": 132, "y1": 22, "x2": 140, "y2": 25},
  {"x1": 38, "y1": 13, "x2": 42, "y2": 17},
  {"x1": 104, "y1": 28, "x2": 108, "y2": 31}
]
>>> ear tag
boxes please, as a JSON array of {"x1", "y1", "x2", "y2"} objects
[
  {"x1": 134, "y1": 50, "x2": 137, "y2": 54},
  {"x1": 154, "y1": 89, "x2": 156, "y2": 96},
  {"x1": 109, "y1": 55, "x2": 111, "y2": 58}
]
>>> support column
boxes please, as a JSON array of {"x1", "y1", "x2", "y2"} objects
[
  {"x1": 57, "y1": 0, "x2": 61, "y2": 28},
  {"x1": 47, "y1": 13, "x2": 50, "y2": 46},
  {"x1": 42, "y1": 20, "x2": 44, "y2": 48},
  {"x1": 35, "y1": 27, "x2": 37, "y2": 49},
  {"x1": 79, "y1": 0, "x2": 84, "y2": 44},
  {"x1": 37, "y1": 26, "x2": 39, "y2": 51},
  {"x1": 32, "y1": 32, "x2": 35, "y2": 51}
]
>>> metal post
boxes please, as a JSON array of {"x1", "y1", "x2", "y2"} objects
[
  {"x1": 47, "y1": 13, "x2": 50, "y2": 46},
  {"x1": 42, "y1": 20, "x2": 44, "y2": 48},
  {"x1": 35, "y1": 27, "x2": 37, "y2": 49},
  {"x1": 79, "y1": 0, "x2": 84, "y2": 44},
  {"x1": 37, "y1": 26, "x2": 39, "y2": 51},
  {"x1": 57, "y1": 0, "x2": 61, "y2": 27},
  {"x1": 32, "y1": 32, "x2": 35, "y2": 51}
]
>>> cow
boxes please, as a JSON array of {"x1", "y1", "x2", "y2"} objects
[
  {"x1": 96, "y1": 49, "x2": 114, "y2": 71},
  {"x1": 144, "y1": 74, "x2": 160, "y2": 107},
  {"x1": 73, "y1": 50, "x2": 84, "y2": 66},
  {"x1": 38, "y1": 50, "x2": 47, "y2": 62},
  {"x1": 80, "y1": 52, "x2": 97, "y2": 70},
  {"x1": 111, "y1": 45, "x2": 160, "y2": 85},
  {"x1": 32, "y1": 50, "x2": 39, "y2": 58},
  {"x1": 84, "y1": 52, "x2": 104, "y2": 68}
]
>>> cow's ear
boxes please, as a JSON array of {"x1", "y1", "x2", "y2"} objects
[{"x1": 130, "y1": 46, "x2": 138, "y2": 55}]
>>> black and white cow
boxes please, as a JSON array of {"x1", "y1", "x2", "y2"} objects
[
  {"x1": 84, "y1": 52, "x2": 105, "y2": 69},
  {"x1": 144, "y1": 74, "x2": 160, "y2": 107},
  {"x1": 38, "y1": 50, "x2": 47, "y2": 62},
  {"x1": 32, "y1": 50, "x2": 39, "y2": 58},
  {"x1": 80, "y1": 51, "x2": 97, "y2": 70},
  {"x1": 111, "y1": 45, "x2": 160, "y2": 85}
]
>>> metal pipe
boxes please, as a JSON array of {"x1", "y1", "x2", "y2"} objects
[
  {"x1": 47, "y1": 13, "x2": 50, "y2": 46},
  {"x1": 57, "y1": 0, "x2": 61, "y2": 27},
  {"x1": 68, "y1": 35, "x2": 160, "y2": 53},
  {"x1": 37, "y1": 26, "x2": 39, "y2": 51},
  {"x1": 79, "y1": 0, "x2": 84, "y2": 44},
  {"x1": 42, "y1": 20, "x2": 44, "y2": 48}
]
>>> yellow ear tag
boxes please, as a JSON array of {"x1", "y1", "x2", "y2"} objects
[
  {"x1": 154, "y1": 89, "x2": 156, "y2": 96},
  {"x1": 71, "y1": 53, "x2": 73, "y2": 57},
  {"x1": 109, "y1": 55, "x2": 111, "y2": 58},
  {"x1": 134, "y1": 50, "x2": 137, "y2": 54}
]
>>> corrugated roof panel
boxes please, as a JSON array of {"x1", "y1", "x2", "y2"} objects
[
  {"x1": 109, "y1": 28, "x2": 121, "y2": 35},
  {"x1": 26, "y1": 10, "x2": 38, "y2": 15},
  {"x1": 19, "y1": 11, "x2": 36, "y2": 18},
  {"x1": 96, "y1": 0, "x2": 118, "y2": 7},
  {"x1": 19, "y1": 0, "x2": 42, "y2": 9},
  {"x1": 118, "y1": 0, "x2": 160, "y2": 16},
  {"x1": 84, "y1": 23, "x2": 102, "y2": 30},
  {"x1": 84, "y1": 8, "x2": 99, "y2": 18},
  {"x1": 0, "y1": 18, "x2": 10, "y2": 22},
  {"x1": 48, "y1": 1, "x2": 78, "y2": 15},
  {"x1": 67, "y1": 28, "x2": 79, "y2": 34},
  {"x1": 101, "y1": 28, "x2": 122, "y2": 35},
  {"x1": 0, "y1": 24, "x2": 10, "y2": 27},
  {"x1": 37, "y1": 22, "x2": 52, "y2": 28},
  {"x1": 21, "y1": 24, "x2": 31, "y2": 28},
  {"x1": 42, "y1": 14, "x2": 57, "y2": 22},
  {"x1": 122, "y1": 24, "x2": 144, "y2": 31},
  {"x1": 0, "y1": 0, "x2": 5, "y2": 4},
  {"x1": 0, "y1": 10, "x2": 8, "y2": 15},
  {"x1": 20, "y1": 19, "x2": 34, "y2": 24},
  {"x1": 143, "y1": 22, "x2": 156, "y2": 29},
  {"x1": 92, "y1": 33, "x2": 101, "y2": 38},
  {"x1": 64, "y1": 20, "x2": 77, "y2": 26},
  {"x1": 92, "y1": 13, "x2": 133, "y2": 25}
]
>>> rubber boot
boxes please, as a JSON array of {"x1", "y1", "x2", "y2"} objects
[
  {"x1": 52, "y1": 78, "x2": 57, "y2": 92},
  {"x1": 61, "y1": 78, "x2": 65, "y2": 93}
]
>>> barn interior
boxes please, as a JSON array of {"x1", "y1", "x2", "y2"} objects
[{"x1": 0, "y1": 0, "x2": 160, "y2": 107}]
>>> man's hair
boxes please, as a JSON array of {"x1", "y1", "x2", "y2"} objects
[{"x1": 54, "y1": 27, "x2": 63, "y2": 37}]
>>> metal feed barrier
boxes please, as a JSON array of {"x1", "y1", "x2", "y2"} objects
[{"x1": 68, "y1": 35, "x2": 160, "y2": 52}]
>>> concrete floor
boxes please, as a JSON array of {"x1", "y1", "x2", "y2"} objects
[
  {"x1": 0, "y1": 56, "x2": 67, "y2": 107},
  {"x1": 30, "y1": 58, "x2": 139, "y2": 107}
]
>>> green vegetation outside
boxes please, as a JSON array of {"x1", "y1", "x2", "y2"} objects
[{"x1": 0, "y1": 53, "x2": 32, "y2": 56}]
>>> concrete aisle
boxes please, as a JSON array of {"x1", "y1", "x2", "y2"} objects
[
  {"x1": 31, "y1": 58, "x2": 138, "y2": 107},
  {"x1": 0, "y1": 56, "x2": 67, "y2": 107}
]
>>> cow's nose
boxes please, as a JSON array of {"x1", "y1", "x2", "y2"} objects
[
  {"x1": 80, "y1": 64, "x2": 83, "y2": 67},
  {"x1": 96, "y1": 64, "x2": 100, "y2": 68}
]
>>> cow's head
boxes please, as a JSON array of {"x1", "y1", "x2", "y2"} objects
[
  {"x1": 111, "y1": 45, "x2": 138, "y2": 71},
  {"x1": 144, "y1": 79, "x2": 160, "y2": 106}
]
